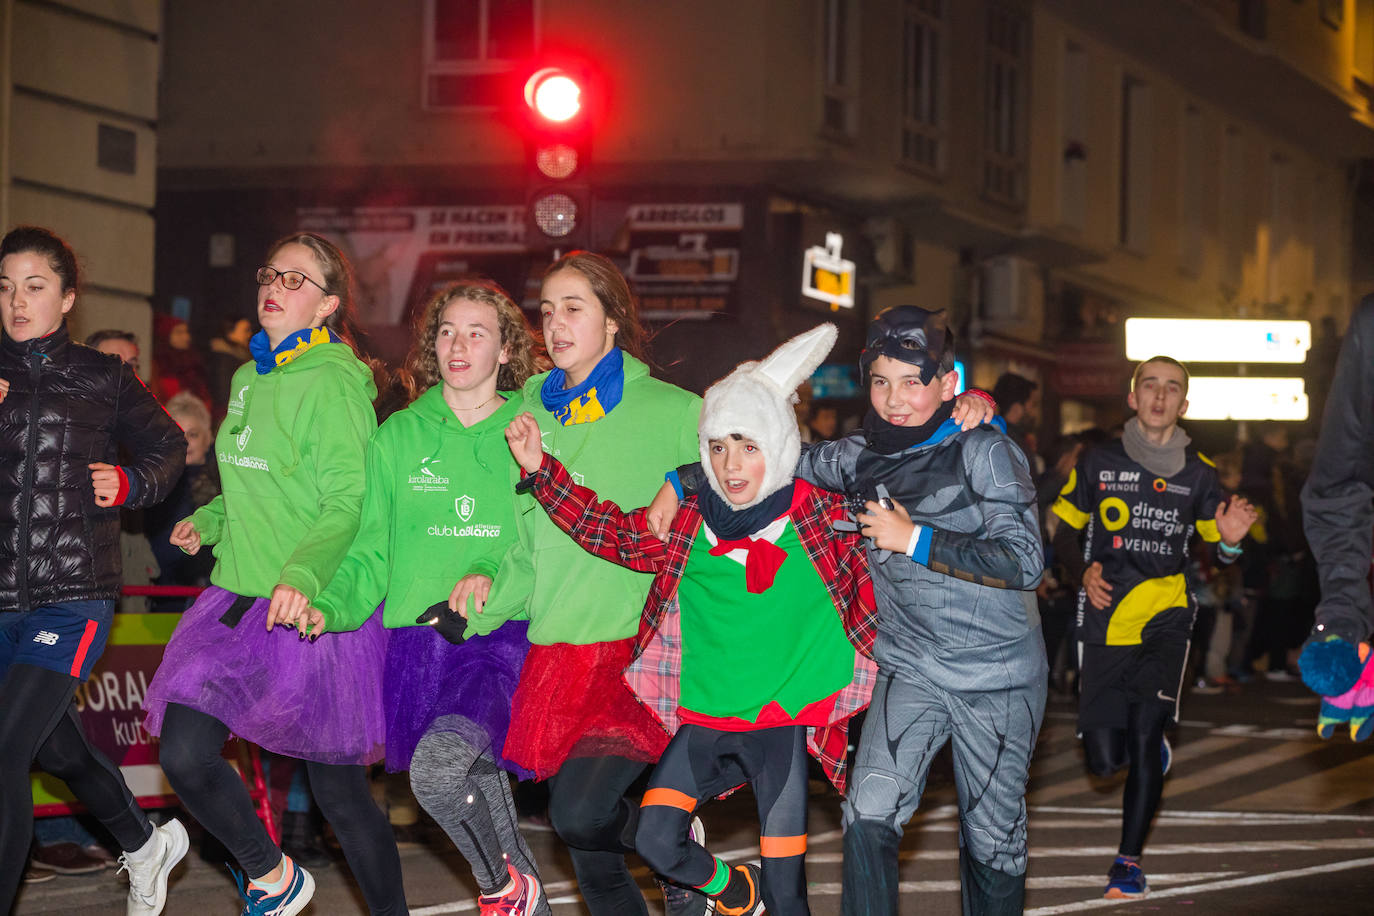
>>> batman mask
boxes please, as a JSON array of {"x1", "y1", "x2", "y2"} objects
[{"x1": 859, "y1": 305, "x2": 952, "y2": 386}]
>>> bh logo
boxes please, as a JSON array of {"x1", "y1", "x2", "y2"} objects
[
  {"x1": 455, "y1": 495, "x2": 475, "y2": 522},
  {"x1": 236, "y1": 425, "x2": 253, "y2": 451}
]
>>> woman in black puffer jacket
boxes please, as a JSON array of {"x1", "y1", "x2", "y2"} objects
[{"x1": 0, "y1": 227, "x2": 188, "y2": 915}]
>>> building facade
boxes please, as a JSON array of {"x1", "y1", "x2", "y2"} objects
[
  {"x1": 153, "y1": 0, "x2": 1374, "y2": 441},
  {"x1": 1, "y1": 0, "x2": 161, "y2": 352}
]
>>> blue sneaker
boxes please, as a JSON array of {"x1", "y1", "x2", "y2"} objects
[
  {"x1": 1161, "y1": 735, "x2": 1172, "y2": 777},
  {"x1": 1104, "y1": 856, "x2": 1148, "y2": 899},
  {"x1": 232, "y1": 854, "x2": 315, "y2": 916}
]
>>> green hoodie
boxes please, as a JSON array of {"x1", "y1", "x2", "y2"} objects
[
  {"x1": 474, "y1": 353, "x2": 700, "y2": 645},
  {"x1": 314, "y1": 386, "x2": 528, "y2": 632},
  {"x1": 190, "y1": 342, "x2": 377, "y2": 601}
]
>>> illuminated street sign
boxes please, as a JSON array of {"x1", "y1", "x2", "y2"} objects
[
  {"x1": 1124, "y1": 318, "x2": 1311, "y2": 363},
  {"x1": 1184, "y1": 377, "x2": 1308, "y2": 421},
  {"x1": 802, "y1": 232, "x2": 855, "y2": 309}
]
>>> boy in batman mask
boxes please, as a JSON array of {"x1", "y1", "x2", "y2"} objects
[{"x1": 782, "y1": 306, "x2": 1045, "y2": 915}]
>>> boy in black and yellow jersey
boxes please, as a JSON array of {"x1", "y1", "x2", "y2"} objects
[{"x1": 1052, "y1": 356, "x2": 1256, "y2": 900}]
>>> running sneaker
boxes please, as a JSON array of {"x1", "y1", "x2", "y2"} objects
[
  {"x1": 1161, "y1": 735, "x2": 1172, "y2": 777},
  {"x1": 120, "y1": 818, "x2": 189, "y2": 916},
  {"x1": 713, "y1": 863, "x2": 764, "y2": 916},
  {"x1": 477, "y1": 862, "x2": 543, "y2": 916},
  {"x1": 31, "y1": 841, "x2": 108, "y2": 875},
  {"x1": 23, "y1": 862, "x2": 57, "y2": 884},
  {"x1": 656, "y1": 816, "x2": 713, "y2": 916},
  {"x1": 1103, "y1": 856, "x2": 1148, "y2": 899},
  {"x1": 231, "y1": 854, "x2": 315, "y2": 916}
]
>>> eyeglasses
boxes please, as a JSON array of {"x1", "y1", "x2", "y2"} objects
[{"x1": 255, "y1": 266, "x2": 329, "y2": 294}]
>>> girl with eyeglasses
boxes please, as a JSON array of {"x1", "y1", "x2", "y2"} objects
[
  {"x1": 143, "y1": 233, "x2": 404, "y2": 916},
  {"x1": 283, "y1": 281, "x2": 552, "y2": 916},
  {"x1": 0, "y1": 226, "x2": 188, "y2": 915}
]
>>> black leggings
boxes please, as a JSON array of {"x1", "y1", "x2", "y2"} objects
[
  {"x1": 637, "y1": 724, "x2": 809, "y2": 916},
  {"x1": 1082, "y1": 701, "x2": 1169, "y2": 857},
  {"x1": 158, "y1": 703, "x2": 406, "y2": 916},
  {"x1": 1, "y1": 663, "x2": 153, "y2": 910},
  {"x1": 547, "y1": 754, "x2": 648, "y2": 916}
]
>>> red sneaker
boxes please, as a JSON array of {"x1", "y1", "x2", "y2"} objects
[{"x1": 477, "y1": 862, "x2": 543, "y2": 916}]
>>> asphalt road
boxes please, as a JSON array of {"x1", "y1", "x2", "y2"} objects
[{"x1": 16, "y1": 677, "x2": 1374, "y2": 915}]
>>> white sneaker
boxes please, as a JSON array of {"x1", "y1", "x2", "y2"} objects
[{"x1": 119, "y1": 818, "x2": 189, "y2": 916}]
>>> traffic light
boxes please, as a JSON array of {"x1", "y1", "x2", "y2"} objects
[{"x1": 522, "y1": 65, "x2": 594, "y2": 251}]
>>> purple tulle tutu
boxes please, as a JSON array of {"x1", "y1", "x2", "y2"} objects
[
  {"x1": 383, "y1": 620, "x2": 532, "y2": 779},
  {"x1": 143, "y1": 587, "x2": 388, "y2": 766}
]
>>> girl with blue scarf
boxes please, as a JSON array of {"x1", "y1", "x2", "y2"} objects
[{"x1": 468, "y1": 252, "x2": 707, "y2": 915}]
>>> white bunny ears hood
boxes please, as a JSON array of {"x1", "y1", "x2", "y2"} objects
[{"x1": 698, "y1": 323, "x2": 838, "y2": 510}]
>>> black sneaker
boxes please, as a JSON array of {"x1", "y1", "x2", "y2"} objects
[{"x1": 655, "y1": 816, "x2": 712, "y2": 916}]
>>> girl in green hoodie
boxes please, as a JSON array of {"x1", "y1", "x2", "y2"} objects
[
  {"x1": 143, "y1": 234, "x2": 403, "y2": 916},
  {"x1": 467, "y1": 252, "x2": 704, "y2": 916},
  {"x1": 305, "y1": 281, "x2": 548, "y2": 916}
]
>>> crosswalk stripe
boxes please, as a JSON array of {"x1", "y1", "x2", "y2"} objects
[
  {"x1": 1162, "y1": 739, "x2": 1322, "y2": 800},
  {"x1": 1219, "y1": 753, "x2": 1374, "y2": 812},
  {"x1": 804, "y1": 835, "x2": 1374, "y2": 864},
  {"x1": 810, "y1": 872, "x2": 1236, "y2": 893},
  {"x1": 1027, "y1": 735, "x2": 1257, "y2": 805},
  {"x1": 1023, "y1": 855, "x2": 1374, "y2": 914},
  {"x1": 1030, "y1": 804, "x2": 1374, "y2": 824}
]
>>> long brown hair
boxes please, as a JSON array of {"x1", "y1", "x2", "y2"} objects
[
  {"x1": 542, "y1": 251, "x2": 646, "y2": 362},
  {"x1": 404, "y1": 281, "x2": 541, "y2": 397}
]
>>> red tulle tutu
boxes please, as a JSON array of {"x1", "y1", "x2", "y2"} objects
[{"x1": 502, "y1": 639, "x2": 669, "y2": 779}]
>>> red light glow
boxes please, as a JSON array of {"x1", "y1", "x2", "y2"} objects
[{"x1": 526, "y1": 71, "x2": 582, "y2": 122}]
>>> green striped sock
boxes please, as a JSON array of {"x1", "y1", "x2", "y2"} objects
[{"x1": 699, "y1": 857, "x2": 730, "y2": 896}]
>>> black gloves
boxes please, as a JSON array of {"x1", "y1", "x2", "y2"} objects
[{"x1": 415, "y1": 600, "x2": 467, "y2": 645}]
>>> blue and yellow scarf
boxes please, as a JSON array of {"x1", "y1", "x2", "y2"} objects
[
  {"x1": 540, "y1": 347, "x2": 625, "y2": 425},
  {"x1": 248, "y1": 326, "x2": 341, "y2": 375}
]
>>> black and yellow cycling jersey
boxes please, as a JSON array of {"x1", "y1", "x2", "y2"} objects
[{"x1": 1051, "y1": 440, "x2": 1224, "y2": 646}]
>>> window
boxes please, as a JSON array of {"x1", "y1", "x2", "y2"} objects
[
  {"x1": 1059, "y1": 41, "x2": 1088, "y2": 230},
  {"x1": 1179, "y1": 105, "x2": 1205, "y2": 275},
  {"x1": 900, "y1": 0, "x2": 945, "y2": 172},
  {"x1": 1355, "y1": 0, "x2": 1374, "y2": 84},
  {"x1": 424, "y1": 0, "x2": 537, "y2": 111},
  {"x1": 823, "y1": 0, "x2": 859, "y2": 136},
  {"x1": 1118, "y1": 75, "x2": 1152, "y2": 252},
  {"x1": 983, "y1": 4, "x2": 1027, "y2": 206}
]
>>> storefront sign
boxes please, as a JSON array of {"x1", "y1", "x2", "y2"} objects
[
  {"x1": 802, "y1": 233, "x2": 855, "y2": 309},
  {"x1": 626, "y1": 203, "x2": 743, "y2": 319},
  {"x1": 298, "y1": 206, "x2": 529, "y2": 325}
]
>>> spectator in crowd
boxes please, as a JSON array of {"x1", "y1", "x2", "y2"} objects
[
  {"x1": 207, "y1": 317, "x2": 252, "y2": 415},
  {"x1": 152, "y1": 316, "x2": 211, "y2": 409},
  {"x1": 87, "y1": 329, "x2": 142, "y2": 377},
  {"x1": 145, "y1": 392, "x2": 219, "y2": 612},
  {"x1": 992, "y1": 372, "x2": 1042, "y2": 474}
]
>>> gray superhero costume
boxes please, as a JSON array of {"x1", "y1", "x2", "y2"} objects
[{"x1": 796, "y1": 416, "x2": 1047, "y2": 915}]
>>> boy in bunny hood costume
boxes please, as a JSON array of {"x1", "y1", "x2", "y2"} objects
[{"x1": 505, "y1": 324, "x2": 877, "y2": 916}]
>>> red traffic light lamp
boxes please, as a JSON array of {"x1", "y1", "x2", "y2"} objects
[
  {"x1": 525, "y1": 68, "x2": 582, "y2": 123},
  {"x1": 521, "y1": 65, "x2": 594, "y2": 250}
]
